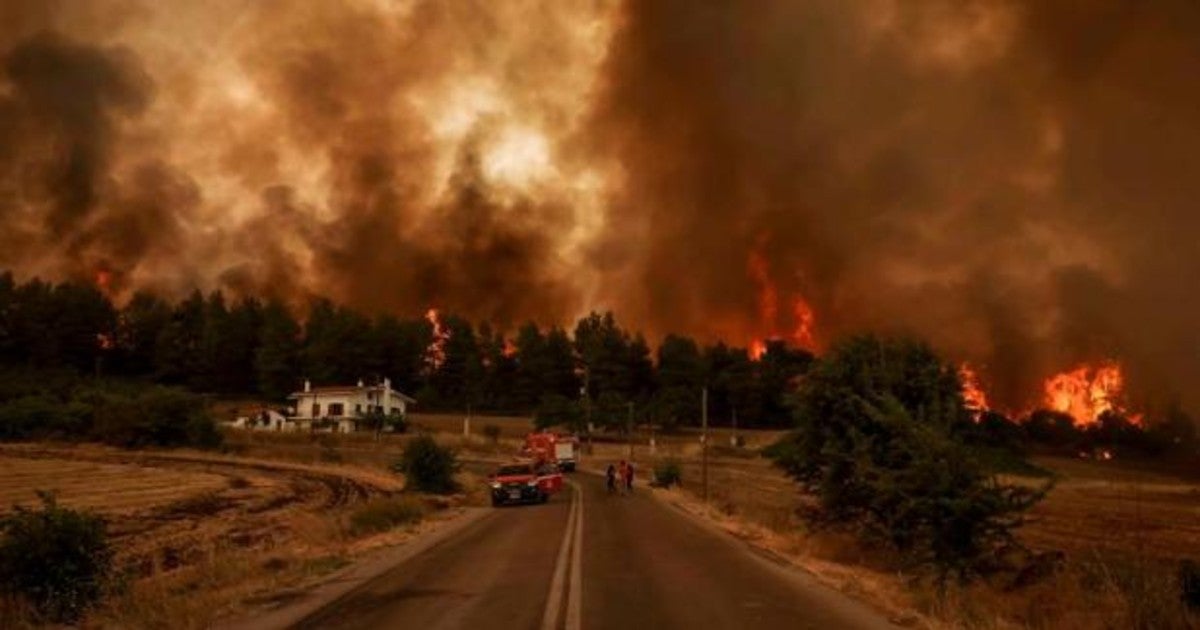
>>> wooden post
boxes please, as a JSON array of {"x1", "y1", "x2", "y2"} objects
[{"x1": 702, "y1": 386, "x2": 709, "y2": 504}]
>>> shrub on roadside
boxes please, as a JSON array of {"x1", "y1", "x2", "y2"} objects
[
  {"x1": 349, "y1": 497, "x2": 425, "y2": 536},
  {"x1": 393, "y1": 435, "x2": 460, "y2": 494},
  {"x1": 0, "y1": 492, "x2": 114, "y2": 623},
  {"x1": 654, "y1": 459, "x2": 683, "y2": 487}
]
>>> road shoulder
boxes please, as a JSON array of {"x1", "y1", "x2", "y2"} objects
[
  {"x1": 216, "y1": 506, "x2": 492, "y2": 630},
  {"x1": 637, "y1": 479, "x2": 911, "y2": 628}
]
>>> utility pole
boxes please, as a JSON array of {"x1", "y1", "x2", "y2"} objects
[
  {"x1": 627, "y1": 402, "x2": 634, "y2": 459},
  {"x1": 731, "y1": 407, "x2": 738, "y2": 447},
  {"x1": 582, "y1": 376, "x2": 592, "y2": 456},
  {"x1": 701, "y1": 386, "x2": 709, "y2": 504}
]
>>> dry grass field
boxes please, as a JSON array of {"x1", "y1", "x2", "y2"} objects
[
  {"x1": 619, "y1": 436, "x2": 1200, "y2": 629},
  {"x1": 0, "y1": 439, "x2": 482, "y2": 628}
]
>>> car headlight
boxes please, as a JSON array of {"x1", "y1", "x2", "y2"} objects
[
  {"x1": 526, "y1": 480, "x2": 539, "y2": 487},
  {"x1": 490, "y1": 482, "x2": 501, "y2": 489}
]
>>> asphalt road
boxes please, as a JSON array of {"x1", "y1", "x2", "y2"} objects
[{"x1": 292, "y1": 473, "x2": 895, "y2": 630}]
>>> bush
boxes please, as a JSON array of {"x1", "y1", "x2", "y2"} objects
[
  {"x1": 393, "y1": 435, "x2": 459, "y2": 494},
  {"x1": 482, "y1": 424, "x2": 502, "y2": 443},
  {"x1": 770, "y1": 335, "x2": 1048, "y2": 581},
  {"x1": 0, "y1": 395, "x2": 90, "y2": 440},
  {"x1": 349, "y1": 497, "x2": 425, "y2": 536},
  {"x1": 90, "y1": 386, "x2": 222, "y2": 449},
  {"x1": 360, "y1": 410, "x2": 408, "y2": 435},
  {"x1": 0, "y1": 492, "x2": 113, "y2": 623},
  {"x1": 653, "y1": 459, "x2": 682, "y2": 487}
]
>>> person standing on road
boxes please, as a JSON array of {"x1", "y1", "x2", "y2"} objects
[
  {"x1": 605, "y1": 463, "x2": 617, "y2": 494},
  {"x1": 626, "y1": 461, "x2": 635, "y2": 493},
  {"x1": 617, "y1": 460, "x2": 628, "y2": 496}
]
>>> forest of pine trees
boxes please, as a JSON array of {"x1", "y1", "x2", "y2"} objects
[{"x1": 0, "y1": 273, "x2": 814, "y2": 430}]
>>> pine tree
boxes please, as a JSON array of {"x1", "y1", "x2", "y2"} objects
[{"x1": 255, "y1": 300, "x2": 300, "y2": 401}]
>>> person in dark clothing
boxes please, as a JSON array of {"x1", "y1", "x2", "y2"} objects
[
  {"x1": 626, "y1": 462, "x2": 635, "y2": 492},
  {"x1": 605, "y1": 463, "x2": 617, "y2": 494}
]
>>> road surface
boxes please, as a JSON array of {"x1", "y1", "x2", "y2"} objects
[{"x1": 292, "y1": 473, "x2": 895, "y2": 630}]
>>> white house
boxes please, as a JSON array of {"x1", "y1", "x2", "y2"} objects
[{"x1": 288, "y1": 378, "x2": 415, "y2": 433}]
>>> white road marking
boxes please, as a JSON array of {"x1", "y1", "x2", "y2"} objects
[
  {"x1": 541, "y1": 483, "x2": 580, "y2": 630},
  {"x1": 565, "y1": 479, "x2": 583, "y2": 630}
]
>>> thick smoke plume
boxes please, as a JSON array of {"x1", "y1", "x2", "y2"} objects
[{"x1": 1, "y1": 0, "x2": 1198, "y2": 413}]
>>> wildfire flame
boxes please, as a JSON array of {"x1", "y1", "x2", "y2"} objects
[
  {"x1": 94, "y1": 269, "x2": 113, "y2": 297},
  {"x1": 502, "y1": 339, "x2": 517, "y2": 358},
  {"x1": 959, "y1": 362, "x2": 989, "y2": 418},
  {"x1": 424, "y1": 308, "x2": 449, "y2": 371},
  {"x1": 746, "y1": 237, "x2": 818, "y2": 359},
  {"x1": 1043, "y1": 361, "x2": 1141, "y2": 427}
]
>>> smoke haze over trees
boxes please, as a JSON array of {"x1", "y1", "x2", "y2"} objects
[{"x1": 1, "y1": 1, "x2": 1199, "y2": 415}]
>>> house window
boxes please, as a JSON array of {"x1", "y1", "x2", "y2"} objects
[
  {"x1": 312, "y1": 403, "x2": 320, "y2": 417},
  {"x1": 355, "y1": 404, "x2": 362, "y2": 415},
  {"x1": 329, "y1": 403, "x2": 345, "y2": 417}
]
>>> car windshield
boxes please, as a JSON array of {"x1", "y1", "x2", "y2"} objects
[{"x1": 497, "y1": 465, "x2": 532, "y2": 476}]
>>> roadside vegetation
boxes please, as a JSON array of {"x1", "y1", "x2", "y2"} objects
[
  {"x1": 394, "y1": 434, "x2": 460, "y2": 494},
  {"x1": 0, "y1": 368, "x2": 222, "y2": 449},
  {"x1": 348, "y1": 496, "x2": 426, "y2": 536},
  {"x1": 0, "y1": 492, "x2": 114, "y2": 624},
  {"x1": 768, "y1": 335, "x2": 1049, "y2": 582}
]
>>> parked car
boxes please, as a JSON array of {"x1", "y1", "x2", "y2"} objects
[{"x1": 488, "y1": 462, "x2": 563, "y2": 506}]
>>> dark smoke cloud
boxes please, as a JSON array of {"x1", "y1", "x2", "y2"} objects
[
  {"x1": 0, "y1": 0, "x2": 1198, "y2": 413},
  {"x1": 590, "y1": 0, "x2": 1200, "y2": 412}
]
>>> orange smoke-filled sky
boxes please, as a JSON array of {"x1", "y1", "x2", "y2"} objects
[{"x1": 2, "y1": 0, "x2": 1199, "y2": 413}]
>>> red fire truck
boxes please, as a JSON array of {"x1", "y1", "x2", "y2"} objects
[{"x1": 522, "y1": 432, "x2": 579, "y2": 472}]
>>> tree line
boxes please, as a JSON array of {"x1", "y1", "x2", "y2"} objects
[{"x1": 0, "y1": 273, "x2": 814, "y2": 430}]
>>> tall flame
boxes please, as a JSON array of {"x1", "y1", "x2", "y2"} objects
[
  {"x1": 1043, "y1": 361, "x2": 1141, "y2": 427},
  {"x1": 746, "y1": 237, "x2": 818, "y2": 359},
  {"x1": 424, "y1": 308, "x2": 449, "y2": 371},
  {"x1": 959, "y1": 362, "x2": 989, "y2": 419}
]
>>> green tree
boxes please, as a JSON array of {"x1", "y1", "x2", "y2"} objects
[
  {"x1": 254, "y1": 299, "x2": 301, "y2": 401},
  {"x1": 513, "y1": 322, "x2": 547, "y2": 410},
  {"x1": 769, "y1": 334, "x2": 1046, "y2": 581},
  {"x1": 115, "y1": 291, "x2": 171, "y2": 377},
  {"x1": 153, "y1": 290, "x2": 205, "y2": 385},
  {"x1": 303, "y1": 299, "x2": 372, "y2": 385},
  {"x1": 427, "y1": 315, "x2": 483, "y2": 410},
  {"x1": 369, "y1": 315, "x2": 427, "y2": 396},
  {"x1": 534, "y1": 393, "x2": 583, "y2": 432}
]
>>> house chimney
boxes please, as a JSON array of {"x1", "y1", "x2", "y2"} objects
[
  {"x1": 304, "y1": 379, "x2": 311, "y2": 393},
  {"x1": 384, "y1": 377, "x2": 391, "y2": 391}
]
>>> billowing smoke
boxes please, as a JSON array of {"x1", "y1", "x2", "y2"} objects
[{"x1": 0, "y1": 0, "x2": 1198, "y2": 413}]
